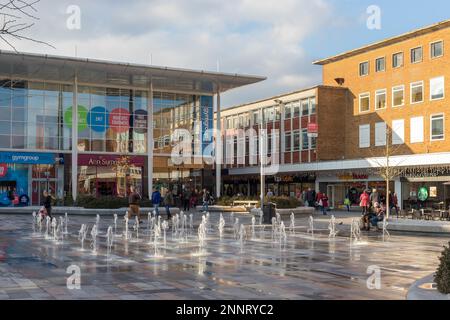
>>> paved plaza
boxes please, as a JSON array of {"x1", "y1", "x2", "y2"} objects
[{"x1": 0, "y1": 211, "x2": 447, "y2": 300}]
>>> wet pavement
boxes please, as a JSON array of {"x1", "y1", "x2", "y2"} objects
[{"x1": 0, "y1": 211, "x2": 447, "y2": 300}]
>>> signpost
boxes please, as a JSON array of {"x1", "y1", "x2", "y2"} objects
[{"x1": 307, "y1": 123, "x2": 319, "y2": 138}]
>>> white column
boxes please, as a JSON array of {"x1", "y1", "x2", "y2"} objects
[
  {"x1": 395, "y1": 177, "x2": 402, "y2": 210},
  {"x1": 147, "y1": 80, "x2": 154, "y2": 199},
  {"x1": 215, "y1": 90, "x2": 222, "y2": 199},
  {"x1": 71, "y1": 74, "x2": 78, "y2": 203},
  {"x1": 280, "y1": 103, "x2": 285, "y2": 165}
]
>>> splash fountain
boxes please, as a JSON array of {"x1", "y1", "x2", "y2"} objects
[
  {"x1": 307, "y1": 216, "x2": 315, "y2": 236},
  {"x1": 350, "y1": 219, "x2": 362, "y2": 242},
  {"x1": 328, "y1": 215, "x2": 338, "y2": 238},
  {"x1": 64, "y1": 213, "x2": 69, "y2": 235},
  {"x1": 239, "y1": 224, "x2": 247, "y2": 253},
  {"x1": 106, "y1": 226, "x2": 114, "y2": 255},
  {"x1": 251, "y1": 216, "x2": 256, "y2": 239},
  {"x1": 289, "y1": 213, "x2": 295, "y2": 234},
  {"x1": 233, "y1": 218, "x2": 240, "y2": 240},
  {"x1": 78, "y1": 224, "x2": 88, "y2": 251},
  {"x1": 91, "y1": 224, "x2": 98, "y2": 255},
  {"x1": 218, "y1": 214, "x2": 225, "y2": 239}
]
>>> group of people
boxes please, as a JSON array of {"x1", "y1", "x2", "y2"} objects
[
  {"x1": 359, "y1": 188, "x2": 399, "y2": 231},
  {"x1": 127, "y1": 187, "x2": 213, "y2": 223},
  {"x1": 298, "y1": 188, "x2": 330, "y2": 215}
]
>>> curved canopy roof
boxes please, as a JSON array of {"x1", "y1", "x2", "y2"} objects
[{"x1": 0, "y1": 50, "x2": 266, "y2": 95}]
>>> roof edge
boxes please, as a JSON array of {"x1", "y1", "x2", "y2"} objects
[{"x1": 313, "y1": 19, "x2": 450, "y2": 66}]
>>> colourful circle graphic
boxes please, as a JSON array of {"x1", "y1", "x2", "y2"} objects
[
  {"x1": 64, "y1": 106, "x2": 88, "y2": 131},
  {"x1": 109, "y1": 108, "x2": 130, "y2": 133},
  {"x1": 88, "y1": 106, "x2": 110, "y2": 133}
]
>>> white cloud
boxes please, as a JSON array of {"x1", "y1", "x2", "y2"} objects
[{"x1": 0, "y1": 0, "x2": 334, "y2": 107}]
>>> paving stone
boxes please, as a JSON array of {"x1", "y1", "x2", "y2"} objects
[{"x1": 0, "y1": 211, "x2": 447, "y2": 300}]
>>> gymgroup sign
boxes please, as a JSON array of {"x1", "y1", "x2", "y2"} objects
[
  {"x1": 0, "y1": 152, "x2": 57, "y2": 165},
  {"x1": 64, "y1": 106, "x2": 147, "y2": 133}
]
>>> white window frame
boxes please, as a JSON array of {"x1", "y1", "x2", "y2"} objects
[
  {"x1": 392, "y1": 119, "x2": 405, "y2": 145},
  {"x1": 430, "y1": 76, "x2": 445, "y2": 101},
  {"x1": 359, "y1": 124, "x2": 370, "y2": 149},
  {"x1": 392, "y1": 85, "x2": 405, "y2": 107},
  {"x1": 430, "y1": 40, "x2": 444, "y2": 59},
  {"x1": 392, "y1": 52, "x2": 404, "y2": 68},
  {"x1": 359, "y1": 92, "x2": 371, "y2": 113},
  {"x1": 411, "y1": 46, "x2": 423, "y2": 64},
  {"x1": 375, "y1": 89, "x2": 387, "y2": 110},
  {"x1": 375, "y1": 56, "x2": 386, "y2": 72},
  {"x1": 375, "y1": 122, "x2": 387, "y2": 146},
  {"x1": 430, "y1": 113, "x2": 445, "y2": 141},
  {"x1": 410, "y1": 116, "x2": 424, "y2": 144},
  {"x1": 359, "y1": 61, "x2": 369, "y2": 77},
  {"x1": 410, "y1": 81, "x2": 424, "y2": 104}
]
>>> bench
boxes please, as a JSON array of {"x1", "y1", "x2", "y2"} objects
[{"x1": 231, "y1": 200, "x2": 259, "y2": 210}]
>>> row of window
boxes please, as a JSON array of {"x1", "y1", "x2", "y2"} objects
[
  {"x1": 359, "y1": 76, "x2": 444, "y2": 113},
  {"x1": 359, "y1": 114, "x2": 445, "y2": 148},
  {"x1": 359, "y1": 40, "x2": 443, "y2": 76},
  {"x1": 225, "y1": 97, "x2": 316, "y2": 130}
]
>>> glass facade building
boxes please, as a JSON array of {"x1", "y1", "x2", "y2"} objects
[{"x1": 0, "y1": 52, "x2": 265, "y2": 206}]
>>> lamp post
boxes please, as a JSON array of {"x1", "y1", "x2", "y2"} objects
[{"x1": 259, "y1": 118, "x2": 266, "y2": 210}]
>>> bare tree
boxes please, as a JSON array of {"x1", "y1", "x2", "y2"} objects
[
  {"x1": 0, "y1": 0, "x2": 54, "y2": 51},
  {"x1": 370, "y1": 127, "x2": 407, "y2": 220}
]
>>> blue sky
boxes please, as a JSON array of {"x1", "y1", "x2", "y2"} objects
[{"x1": 1, "y1": 0, "x2": 450, "y2": 108}]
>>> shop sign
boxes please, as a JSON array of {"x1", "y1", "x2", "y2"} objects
[
  {"x1": 109, "y1": 108, "x2": 130, "y2": 133},
  {"x1": 418, "y1": 187, "x2": 429, "y2": 201},
  {"x1": 0, "y1": 152, "x2": 57, "y2": 165},
  {"x1": 338, "y1": 173, "x2": 369, "y2": 181},
  {"x1": 0, "y1": 164, "x2": 7, "y2": 178},
  {"x1": 307, "y1": 123, "x2": 319, "y2": 138},
  {"x1": 78, "y1": 154, "x2": 146, "y2": 167}
]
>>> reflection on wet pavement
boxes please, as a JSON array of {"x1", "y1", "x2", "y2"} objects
[{"x1": 0, "y1": 212, "x2": 446, "y2": 300}]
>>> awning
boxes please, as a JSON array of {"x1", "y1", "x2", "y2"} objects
[{"x1": 0, "y1": 50, "x2": 266, "y2": 95}]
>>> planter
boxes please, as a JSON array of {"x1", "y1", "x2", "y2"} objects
[{"x1": 407, "y1": 274, "x2": 450, "y2": 300}]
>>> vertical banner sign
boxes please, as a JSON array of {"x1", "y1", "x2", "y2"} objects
[
  {"x1": 200, "y1": 96, "x2": 214, "y2": 153},
  {"x1": 132, "y1": 110, "x2": 148, "y2": 134}
]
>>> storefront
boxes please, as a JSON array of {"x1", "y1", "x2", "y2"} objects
[
  {"x1": 316, "y1": 172, "x2": 395, "y2": 210},
  {"x1": 401, "y1": 177, "x2": 450, "y2": 210},
  {"x1": 223, "y1": 174, "x2": 316, "y2": 197},
  {"x1": 0, "y1": 152, "x2": 64, "y2": 206},
  {"x1": 77, "y1": 154, "x2": 145, "y2": 198}
]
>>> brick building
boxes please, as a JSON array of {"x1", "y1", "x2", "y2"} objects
[{"x1": 219, "y1": 20, "x2": 450, "y2": 210}]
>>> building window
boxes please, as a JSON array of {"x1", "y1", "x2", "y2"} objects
[
  {"x1": 293, "y1": 130, "x2": 301, "y2": 151},
  {"x1": 275, "y1": 106, "x2": 281, "y2": 121},
  {"x1": 410, "y1": 117, "x2": 424, "y2": 144},
  {"x1": 301, "y1": 129, "x2": 309, "y2": 150},
  {"x1": 285, "y1": 104, "x2": 292, "y2": 119},
  {"x1": 285, "y1": 132, "x2": 292, "y2": 152},
  {"x1": 392, "y1": 119, "x2": 405, "y2": 145},
  {"x1": 410, "y1": 81, "x2": 424, "y2": 104},
  {"x1": 411, "y1": 47, "x2": 423, "y2": 64},
  {"x1": 311, "y1": 136, "x2": 317, "y2": 149},
  {"x1": 431, "y1": 114, "x2": 445, "y2": 141},
  {"x1": 359, "y1": 61, "x2": 369, "y2": 76},
  {"x1": 309, "y1": 97, "x2": 316, "y2": 115},
  {"x1": 430, "y1": 76, "x2": 445, "y2": 100},
  {"x1": 253, "y1": 111, "x2": 260, "y2": 125},
  {"x1": 431, "y1": 41, "x2": 444, "y2": 59},
  {"x1": 375, "y1": 57, "x2": 385, "y2": 72},
  {"x1": 359, "y1": 124, "x2": 370, "y2": 148},
  {"x1": 392, "y1": 85, "x2": 405, "y2": 107},
  {"x1": 375, "y1": 122, "x2": 386, "y2": 146},
  {"x1": 393, "y1": 52, "x2": 404, "y2": 68},
  {"x1": 301, "y1": 99, "x2": 309, "y2": 116},
  {"x1": 375, "y1": 89, "x2": 387, "y2": 110},
  {"x1": 359, "y1": 93, "x2": 370, "y2": 113},
  {"x1": 293, "y1": 102, "x2": 301, "y2": 118}
]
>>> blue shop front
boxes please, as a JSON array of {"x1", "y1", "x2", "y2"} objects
[{"x1": 0, "y1": 152, "x2": 63, "y2": 207}]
